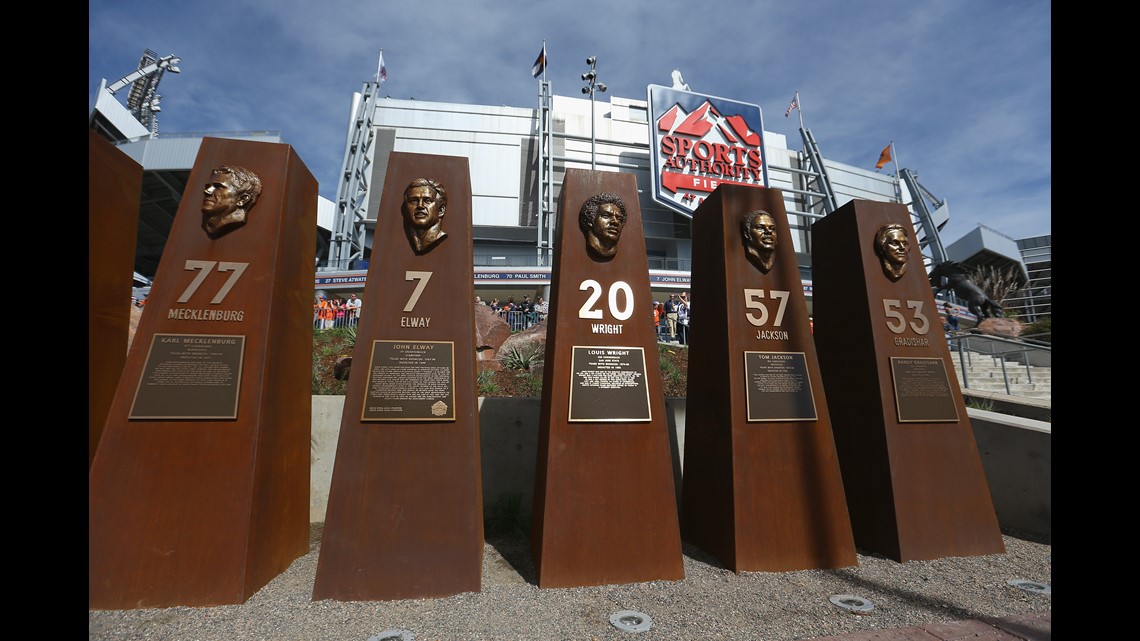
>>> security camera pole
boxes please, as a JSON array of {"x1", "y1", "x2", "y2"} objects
[{"x1": 581, "y1": 56, "x2": 606, "y2": 170}]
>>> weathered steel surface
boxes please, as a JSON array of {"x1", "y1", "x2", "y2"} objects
[
  {"x1": 313, "y1": 152, "x2": 483, "y2": 601},
  {"x1": 811, "y1": 199, "x2": 1004, "y2": 562},
  {"x1": 531, "y1": 169, "x2": 684, "y2": 588},
  {"x1": 681, "y1": 184, "x2": 856, "y2": 572},
  {"x1": 89, "y1": 130, "x2": 142, "y2": 467},
  {"x1": 89, "y1": 137, "x2": 316, "y2": 608}
]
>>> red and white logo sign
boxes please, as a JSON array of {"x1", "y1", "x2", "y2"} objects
[{"x1": 647, "y1": 85, "x2": 768, "y2": 217}]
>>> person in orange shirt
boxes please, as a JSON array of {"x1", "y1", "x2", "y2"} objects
[{"x1": 316, "y1": 295, "x2": 335, "y2": 330}]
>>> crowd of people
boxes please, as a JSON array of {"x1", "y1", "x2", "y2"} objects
[
  {"x1": 312, "y1": 290, "x2": 701, "y2": 342},
  {"x1": 313, "y1": 293, "x2": 361, "y2": 330},
  {"x1": 479, "y1": 294, "x2": 548, "y2": 331},
  {"x1": 475, "y1": 290, "x2": 694, "y2": 342}
]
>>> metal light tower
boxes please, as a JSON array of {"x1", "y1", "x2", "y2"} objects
[
  {"x1": 581, "y1": 56, "x2": 606, "y2": 169},
  {"x1": 106, "y1": 49, "x2": 181, "y2": 138}
]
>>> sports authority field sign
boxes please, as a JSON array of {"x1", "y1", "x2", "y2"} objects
[{"x1": 647, "y1": 84, "x2": 769, "y2": 217}]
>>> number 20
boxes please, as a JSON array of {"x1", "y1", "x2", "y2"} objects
[{"x1": 578, "y1": 279, "x2": 634, "y2": 320}]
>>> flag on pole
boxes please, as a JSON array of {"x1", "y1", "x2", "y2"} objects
[
  {"x1": 531, "y1": 43, "x2": 547, "y2": 78},
  {"x1": 377, "y1": 50, "x2": 388, "y2": 83},
  {"x1": 875, "y1": 143, "x2": 892, "y2": 170},
  {"x1": 784, "y1": 92, "x2": 799, "y2": 118}
]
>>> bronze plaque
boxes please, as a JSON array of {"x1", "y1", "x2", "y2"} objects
[
  {"x1": 568, "y1": 346, "x2": 651, "y2": 422},
  {"x1": 362, "y1": 340, "x2": 456, "y2": 421},
  {"x1": 743, "y1": 351, "x2": 818, "y2": 422},
  {"x1": 128, "y1": 333, "x2": 246, "y2": 419},
  {"x1": 889, "y1": 356, "x2": 959, "y2": 423}
]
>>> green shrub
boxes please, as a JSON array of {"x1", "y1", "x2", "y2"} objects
[
  {"x1": 312, "y1": 369, "x2": 348, "y2": 396},
  {"x1": 477, "y1": 369, "x2": 500, "y2": 395},
  {"x1": 965, "y1": 397, "x2": 996, "y2": 411},
  {"x1": 659, "y1": 345, "x2": 683, "y2": 384},
  {"x1": 313, "y1": 327, "x2": 356, "y2": 395},
  {"x1": 516, "y1": 371, "x2": 544, "y2": 397},
  {"x1": 498, "y1": 343, "x2": 544, "y2": 371},
  {"x1": 1022, "y1": 317, "x2": 1051, "y2": 343}
]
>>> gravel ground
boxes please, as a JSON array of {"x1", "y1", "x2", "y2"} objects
[{"x1": 89, "y1": 524, "x2": 1050, "y2": 641}]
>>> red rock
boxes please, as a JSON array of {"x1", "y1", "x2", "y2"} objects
[{"x1": 977, "y1": 317, "x2": 1024, "y2": 338}]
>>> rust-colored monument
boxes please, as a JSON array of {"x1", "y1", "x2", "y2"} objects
[
  {"x1": 530, "y1": 169, "x2": 684, "y2": 588},
  {"x1": 89, "y1": 137, "x2": 317, "y2": 608},
  {"x1": 313, "y1": 153, "x2": 483, "y2": 601},
  {"x1": 89, "y1": 130, "x2": 142, "y2": 467},
  {"x1": 811, "y1": 199, "x2": 1005, "y2": 562},
  {"x1": 681, "y1": 185, "x2": 856, "y2": 572}
]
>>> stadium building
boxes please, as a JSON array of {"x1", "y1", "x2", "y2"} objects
[{"x1": 90, "y1": 51, "x2": 1049, "y2": 324}]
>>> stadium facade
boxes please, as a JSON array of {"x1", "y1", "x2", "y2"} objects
[{"x1": 89, "y1": 58, "x2": 1049, "y2": 323}]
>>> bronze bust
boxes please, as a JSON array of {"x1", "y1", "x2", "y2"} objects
[
  {"x1": 578, "y1": 192, "x2": 627, "y2": 260},
  {"x1": 873, "y1": 223, "x2": 910, "y2": 281},
  {"x1": 742, "y1": 210, "x2": 777, "y2": 273},
  {"x1": 402, "y1": 178, "x2": 448, "y2": 254},
  {"x1": 201, "y1": 165, "x2": 262, "y2": 239}
]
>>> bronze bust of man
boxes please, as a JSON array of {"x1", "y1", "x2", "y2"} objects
[
  {"x1": 402, "y1": 178, "x2": 448, "y2": 254},
  {"x1": 742, "y1": 209, "x2": 777, "y2": 273},
  {"x1": 201, "y1": 165, "x2": 262, "y2": 239},
  {"x1": 873, "y1": 223, "x2": 910, "y2": 281},
  {"x1": 578, "y1": 192, "x2": 627, "y2": 260}
]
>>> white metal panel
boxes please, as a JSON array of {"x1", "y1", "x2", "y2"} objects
[
  {"x1": 115, "y1": 133, "x2": 284, "y2": 170},
  {"x1": 375, "y1": 99, "x2": 535, "y2": 135},
  {"x1": 91, "y1": 86, "x2": 151, "y2": 140},
  {"x1": 472, "y1": 195, "x2": 521, "y2": 227}
]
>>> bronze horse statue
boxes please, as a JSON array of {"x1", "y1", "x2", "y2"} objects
[{"x1": 928, "y1": 261, "x2": 1003, "y2": 320}]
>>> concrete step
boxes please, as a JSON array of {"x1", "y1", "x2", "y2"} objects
[
  {"x1": 949, "y1": 357, "x2": 1051, "y2": 401},
  {"x1": 950, "y1": 358, "x2": 1050, "y2": 373},
  {"x1": 953, "y1": 373, "x2": 1050, "y2": 399},
  {"x1": 964, "y1": 388, "x2": 1051, "y2": 400},
  {"x1": 950, "y1": 354, "x2": 1048, "y2": 368},
  {"x1": 957, "y1": 380, "x2": 1050, "y2": 396},
  {"x1": 953, "y1": 367, "x2": 1048, "y2": 380}
]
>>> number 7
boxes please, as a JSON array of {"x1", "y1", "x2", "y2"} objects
[{"x1": 404, "y1": 271, "x2": 433, "y2": 311}]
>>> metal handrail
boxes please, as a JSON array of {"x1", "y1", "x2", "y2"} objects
[{"x1": 946, "y1": 332, "x2": 1051, "y2": 397}]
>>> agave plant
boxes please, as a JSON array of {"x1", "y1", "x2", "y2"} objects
[{"x1": 497, "y1": 343, "x2": 544, "y2": 371}]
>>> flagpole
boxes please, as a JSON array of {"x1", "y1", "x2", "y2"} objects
[
  {"x1": 376, "y1": 49, "x2": 383, "y2": 84},
  {"x1": 890, "y1": 140, "x2": 901, "y2": 182},
  {"x1": 890, "y1": 141, "x2": 903, "y2": 201},
  {"x1": 542, "y1": 39, "x2": 547, "y2": 83},
  {"x1": 796, "y1": 91, "x2": 804, "y2": 130}
]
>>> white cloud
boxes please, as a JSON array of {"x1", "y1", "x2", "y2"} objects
[{"x1": 90, "y1": 0, "x2": 1050, "y2": 240}]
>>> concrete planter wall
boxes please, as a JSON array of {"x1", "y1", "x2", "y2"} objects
[{"x1": 311, "y1": 396, "x2": 1049, "y2": 540}]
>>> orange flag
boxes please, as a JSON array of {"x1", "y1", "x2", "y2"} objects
[{"x1": 875, "y1": 143, "x2": 892, "y2": 170}]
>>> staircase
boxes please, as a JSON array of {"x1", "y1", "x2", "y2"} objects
[{"x1": 949, "y1": 352, "x2": 1051, "y2": 400}]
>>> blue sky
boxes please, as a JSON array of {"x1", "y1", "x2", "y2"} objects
[{"x1": 89, "y1": 0, "x2": 1050, "y2": 244}]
